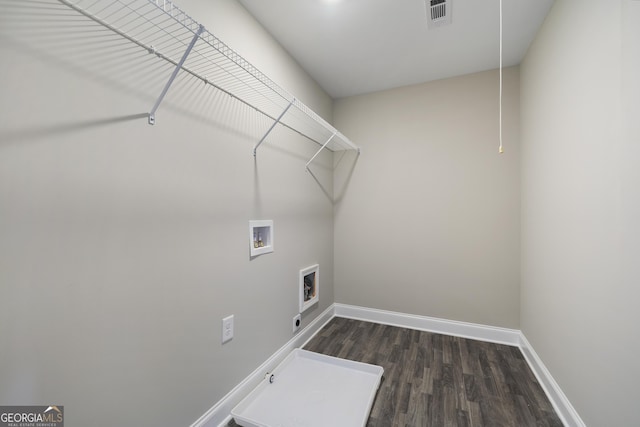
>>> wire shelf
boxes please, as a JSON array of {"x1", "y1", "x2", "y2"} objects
[{"x1": 57, "y1": 0, "x2": 359, "y2": 163}]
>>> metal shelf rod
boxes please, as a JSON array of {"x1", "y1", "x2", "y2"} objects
[
  {"x1": 305, "y1": 131, "x2": 337, "y2": 170},
  {"x1": 148, "y1": 24, "x2": 204, "y2": 125},
  {"x1": 253, "y1": 99, "x2": 294, "y2": 156},
  {"x1": 57, "y1": 0, "x2": 359, "y2": 167},
  {"x1": 61, "y1": 0, "x2": 329, "y2": 149}
]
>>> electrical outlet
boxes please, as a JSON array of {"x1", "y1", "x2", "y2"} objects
[
  {"x1": 222, "y1": 315, "x2": 234, "y2": 344},
  {"x1": 293, "y1": 314, "x2": 302, "y2": 334}
]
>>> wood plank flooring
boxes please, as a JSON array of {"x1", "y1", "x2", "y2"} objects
[{"x1": 228, "y1": 317, "x2": 563, "y2": 427}]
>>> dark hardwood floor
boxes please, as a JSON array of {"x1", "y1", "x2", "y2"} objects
[{"x1": 228, "y1": 317, "x2": 563, "y2": 427}]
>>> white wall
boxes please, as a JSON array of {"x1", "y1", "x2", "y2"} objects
[
  {"x1": 6, "y1": 0, "x2": 637, "y2": 425},
  {"x1": 333, "y1": 68, "x2": 521, "y2": 329},
  {"x1": 0, "y1": 1, "x2": 339, "y2": 426},
  {"x1": 520, "y1": 0, "x2": 640, "y2": 425}
]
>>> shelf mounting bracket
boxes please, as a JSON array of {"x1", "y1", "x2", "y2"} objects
[
  {"x1": 148, "y1": 24, "x2": 205, "y2": 125},
  {"x1": 305, "y1": 131, "x2": 337, "y2": 170},
  {"x1": 253, "y1": 99, "x2": 295, "y2": 156}
]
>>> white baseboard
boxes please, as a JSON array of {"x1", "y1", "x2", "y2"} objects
[
  {"x1": 334, "y1": 303, "x2": 584, "y2": 427},
  {"x1": 189, "y1": 304, "x2": 335, "y2": 427},
  {"x1": 191, "y1": 303, "x2": 583, "y2": 427},
  {"x1": 518, "y1": 333, "x2": 586, "y2": 427},
  {"x1": 334, "y1": 303, "x2": 521, "y2": 346}
]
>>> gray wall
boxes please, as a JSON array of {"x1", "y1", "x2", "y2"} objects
[
  {"x1": 333, "y1": 68, "x2": 521, "y2": 329},
  {"x1": 0, "y1": 1, "x2": 338, "y2": 426},
  {"x1": 520, "y1": 0, "x2": 640, "y2": 425}
]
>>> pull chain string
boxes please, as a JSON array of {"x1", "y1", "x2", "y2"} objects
[{"x1": 499, "y1": 0, "x2": 503, "y2": 153}]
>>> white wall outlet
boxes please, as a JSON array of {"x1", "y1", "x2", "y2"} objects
[
  {"x1": 222, "y1": 315, "x2": 234, "y2": 344},
  {"x1": 293, "y1": 314, "x2": 302, "y2": 334}
]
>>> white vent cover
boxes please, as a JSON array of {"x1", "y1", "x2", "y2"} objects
[{"x1": 425, "y1": 0, "x2": 452, "y2": 28}]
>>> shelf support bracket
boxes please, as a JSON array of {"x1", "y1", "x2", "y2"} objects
[
  {"x1": 253, "y1": 99, "x2": 295, "y2": 156},
  {"x1": 148, "y1": 25, "x2": 205, "y2": 125},
  {"x1": 305, "y1": 131, "x2": 337, "y2": 170}
]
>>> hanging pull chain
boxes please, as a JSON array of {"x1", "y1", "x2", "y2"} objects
[{"x1": 499, "y1": 0, "x2": 504, "y2": 154}]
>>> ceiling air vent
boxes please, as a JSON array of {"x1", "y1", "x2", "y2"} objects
[{"x1": 425, "y1": 0, "x2": 452, "y2": 29}]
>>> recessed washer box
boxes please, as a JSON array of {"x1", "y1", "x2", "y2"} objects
[
  {"x1": 231, "y1": 349, "x2": 384, "y2": 427},
  {"x1": 249, "y1": 220, "x2": 273, "y2": 257}
]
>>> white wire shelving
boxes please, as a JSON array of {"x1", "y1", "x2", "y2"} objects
[{"x1": 57, "y1": 0, "x2": 360, "y2": 167}]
